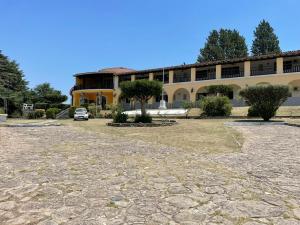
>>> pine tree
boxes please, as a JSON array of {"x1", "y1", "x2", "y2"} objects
[
  {"x1": 251, "y1": 20, "x2": 281, "y2": 56},
  {"x1": 197, "y1": 29, "x2": 248, "y2": 62}
]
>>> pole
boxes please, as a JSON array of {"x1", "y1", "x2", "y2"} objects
[{"x1": 162, "y1": 68, "x2": 164, "y2": 101}]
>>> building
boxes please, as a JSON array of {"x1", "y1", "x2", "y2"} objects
[{"x1": 71, "y1": 50, "x2": 300, "y2": 109}]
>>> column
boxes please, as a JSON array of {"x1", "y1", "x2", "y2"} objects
[
  {"x1": 216, "y1": 65, "x2": 222, "y2": 79},
  {"x1": 244, "y1": 61, "x2": 251, "y2": 77},
  {"x1": 191, "y1": 68, "x2": 196, "y2": 82},
  {"x1": 276, "y1": 57, "x2": 283, "y2": 74},
  {"x1": 169, "y1": 70, "x2": 174, "y2": 83},
  {"x1": 131, "y1": 74, "x2": 135, "y2": 81},
  {"x1": 149, "y1": 72, "x2": 154, "y2": 81},
  {"x1": 113, "y1": 75, "x2": 119, "y2": 89}
]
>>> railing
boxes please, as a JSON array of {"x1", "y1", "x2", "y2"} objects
[
  {"x1": 221, "y1": 71, "x2": 244, "y2": 79},
  {"x1": 250, "y1": 69, "x2": 276, "y2": 76},
  {"x1": 196, "y1": 74, "x2": 216, "y2": 81},
  {"x1": 284, "y1": 65, "x2": 300, "y2": 73},
  {"x1": 73, "y1": 84, "x2": 113, "y2": 90}
]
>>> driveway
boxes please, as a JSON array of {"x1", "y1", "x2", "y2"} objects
[{"x1": 0, "y1": 122, "x2": 299, "y2": 224}]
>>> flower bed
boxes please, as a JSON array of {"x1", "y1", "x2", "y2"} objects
[{"x1": 107, "y1": 119, "x2": 177, "y2": 127}]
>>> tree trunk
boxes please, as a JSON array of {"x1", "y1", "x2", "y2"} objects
[{"x1": 140, "y1": 100, "x2": 146, "y2": 116}]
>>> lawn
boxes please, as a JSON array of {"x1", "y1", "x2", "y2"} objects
[{"x1": 61, "y1": 118, "x2": 243, "y2": 154}]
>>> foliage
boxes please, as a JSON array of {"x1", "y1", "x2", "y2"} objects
[
  {"x1": 46, "y1": 107, "x2": 61, "y2": 119},
  {"x1": 30, "y1": 83, "x2": 67, "y2": 106},
  {"x1": 197, "y1": 29, "x2": 248, "y2": 62},
  {"x1": 113, "y1": 111, "x2": 128, "y2": 123},
  {"x1": 68, "y1": 106, "x2": 76, "y2": 118},
  {"x1": 247, "y1": 106, "x2": 260, "y2": 117},
  {"x1": 251, "y1": 20, "x2": 281, "y2": 56},
  {"x1": 134, "y1": 114, "x2": 152, "y2": 123},
  {"x1": 240, "y1": 85, "x2": 290, "y2": 121},
  {"x1": 206, "y1": 85, "x2": 233, "y2": 97},
  {"x1": 200, "y1": 96, "x2": 232, "y2": 117},
  {"x1": 120, "y1": 80, "x2": 162, "y2": 117},
  {"x1": 26, "y1": 111, "x2": 36, "y2": 119},
  {"x1": 0, "y1": 107, "x2": 4, "y2": 114},
  {"x1": 0, "y1": 51, "x2": 28, "y2": 114},
  {"x1": 34, "y1": 109, "x2": 45, "y2": 118}
]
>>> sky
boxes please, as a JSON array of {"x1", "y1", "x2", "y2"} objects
[{"x1": 1, "y1": 0, "x2": 300, "y2": 100}]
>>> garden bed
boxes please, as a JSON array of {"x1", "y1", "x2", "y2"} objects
[{"x1": 107, "y1": 119, "x2": 177, "y2": 127}]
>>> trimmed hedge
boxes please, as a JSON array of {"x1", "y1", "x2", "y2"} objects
[
  {"x1": 200, "y1": 96, "x2": 232, "y2": 117},
  {"x1": 113, "y1": 111, "x2": 128, "y2": 123},
  {"x1": 46, "y1": 108, "x2": 61, "y2": 119},
  {"x1": 134, "y1": 114, "x2": 152, "y2": 123}
]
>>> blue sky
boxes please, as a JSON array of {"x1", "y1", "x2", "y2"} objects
[{"x1": 1, "y1": 0, "x2": 300, "y2": 100}]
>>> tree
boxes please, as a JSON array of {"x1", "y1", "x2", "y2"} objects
[
  {"x1": 197, "y1": 29, "x2": 248, "y2": 62},
  {"x1": 251, "y1": 20, "x2": 281, "y2": 56},
  {"x1": 239, "y1": 85, "x2": 290, "y2": 121},
  {"x1": 0, "y1": 51, "x2": 28, "y2": 114},
  {"x1": 120, "y1": 80, "x2": 162, "y2": 117},
  {"x1": 31, "y1": 83, "x2": 67, "y2": 105}
]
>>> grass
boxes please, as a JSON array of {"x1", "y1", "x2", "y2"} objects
[{"x1": 61, "y1": 118, "x2": 243, "y2": 154}]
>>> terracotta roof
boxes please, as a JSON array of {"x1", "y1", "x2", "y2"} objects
[
  {"x1": 74, "y1": 50, "x2": 300, "y2": 77},
  {"x1": 74, "y1": 67, "x2": 135, "y2": 77},
  {"x1": 116, "y1": 50, "x2": 300, "y2": 75}
]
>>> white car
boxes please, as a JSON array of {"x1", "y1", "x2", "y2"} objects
[{"x1": 74, "y1": 108, "x2": 89, "y2": 121}]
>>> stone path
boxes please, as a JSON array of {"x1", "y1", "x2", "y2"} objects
[{"x1": 0, "y1": 123, "x2": 299, "y2": 224}]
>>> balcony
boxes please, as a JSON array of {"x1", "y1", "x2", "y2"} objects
[
  {"x1": 73, "y1": 83, "x2": 113, "y2": 91},
  {"x1": 250, "y1": 69, "x2": 276, "y2": 76},
  {"x1": 284, "y1": 65, "x2": 300, "y2": 73},
  {"x1": 196, "y1": 68, "x2": 216, "y2": 81},
  {"x1": 221, "y1": 66, "x2": 244, "y2": 79}
]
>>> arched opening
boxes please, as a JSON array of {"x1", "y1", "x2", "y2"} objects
[
  {"x1": 196, "y1": 86, "x2": 208, "y2": 101},
  {"x1": 173, "y1": 88, "x2": 190, "y2": 102},
  {"x1": 227, "y1": 84, "x2": 242, "y2": 100},
  {"x1": 256, "y1": 82, "x2": 271, "y2": 86},
  {"x1": 288, "y1": 79, "x2": 300, "y2": 97}
]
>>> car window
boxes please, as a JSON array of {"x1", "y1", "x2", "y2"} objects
[{"x1": 75, "y1": 109, "x2": 87, "y2": 113}]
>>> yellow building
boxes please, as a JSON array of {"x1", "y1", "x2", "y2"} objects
[{"x1": 71, "y1": 50, "x2": 300, "y2": 109}]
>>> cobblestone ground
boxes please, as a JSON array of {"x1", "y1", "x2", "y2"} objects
[{"x1": 0, "y1": 123, "x2": 299, "y2": 225}]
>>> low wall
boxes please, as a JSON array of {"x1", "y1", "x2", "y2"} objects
[
  {"x1": 0, "y1": 114, "x2": 8, "y2": 122},
  {"x1": 121, "y1": 97, "x2": 300, "y2": 109}
]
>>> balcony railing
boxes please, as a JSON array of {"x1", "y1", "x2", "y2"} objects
[
  {"x1": 196, "y1": 73, "x2": 216, "y2": 81},
  {"x1": 250, "y1": 69, "x2": 276, "y2": 76},
  {"x1": 73, "y1": 84, "x2": 113, "y2": 91},
  {"x1": 284, "y1": 65, "x2": 300, "y2": 73},
  {"x1": 221, "y1": 71, "x2": 244, "y2": 79}
]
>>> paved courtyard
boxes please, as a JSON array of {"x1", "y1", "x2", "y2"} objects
[{"x1": 0, "y1": 121, "x2": 299, "y2": 224}]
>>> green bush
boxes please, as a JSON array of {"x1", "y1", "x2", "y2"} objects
[
  {"x1": 34, "y1": 103, "x2": 48, "y2": 110},
  {"x1": 27, "y1": 111, "x2": 36, "y2": 119},
  {"x1": 247, "y1": 106, "x2": 260, "y2": 117},
  {"x1": 113, "y1": 111, "x2": 128, "y2": 123},
  {"x1": 46, "y1": 108, "x2": 61, "y2": 119},
  {"x1": 0, "y1": 107, "x2": 5, "y2": 114},
  {"x1": 200, "y1": 96, "x2": 232, "y2": 117},
  {"x1": 34, "y1": 109, "x2": 45, "y2": 118},
  {"x1": 134, "y1": 114, "x2": 152, "y2": 123},
  {"x1": 240, "y1": 85, "x2": 290, "y2": 121},
  {"x1": 68, "y1": 107, "x2": 76, "y2": 118}
]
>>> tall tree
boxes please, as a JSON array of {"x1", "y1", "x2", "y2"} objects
[
  {"x1": 31, "y1": 83, "x2": 67, "y2": 104},
  {"x1": 0, "y1": 51, "x2": 28, "y2": 114},
  {"x1": 197, "y1": 29, "x2": 248, "y2": 62},
  {"x1": 251, "y1": 20, "x2": 281, "y2": 56}
]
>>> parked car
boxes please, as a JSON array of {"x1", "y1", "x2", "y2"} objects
[{"x1": 74, "y1": 108, "x2": 89, "y2": 121}]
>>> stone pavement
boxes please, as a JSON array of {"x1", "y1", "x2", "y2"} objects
[{"x1": 0, "y1": 123, "x2": 299, "y2": 224}]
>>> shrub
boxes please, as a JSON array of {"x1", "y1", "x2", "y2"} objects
[
  {"x1": 134, "y1": 114, "x2": 152, "y2": 123},
  {"x1": 34, "y1": 109, "x2": 45, "y2": 118},
  {"x1": 0, "y1": 107, "x2": 5, "y2": 114},
  {"x1": 46, "y1": 108, "x2": 61, "y2": 119},
  {"x1": 200, "y1": 96, "x2": 232, "y2": 117},
  {"x1": 34, "y1": 103, "x2": 48, "y2": 110},
  {"x1": 27, "y1": 111, "x2": 36, "y2": 119},
  {"x1": 247, "y1": 106, "x2": 260, "y2": 117},
  {"x1": 240, "y1": 85, "x2": 290, "y2": 121},
  {"x1": 113, "y1": 111, "x2": 128, "y2": 123},
  {"x1": 68, "y1": 106, "x2": 76, "y2": 118},
  {"x1": 88, "y1": 104, "x2": 96, "y2": 118}
]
